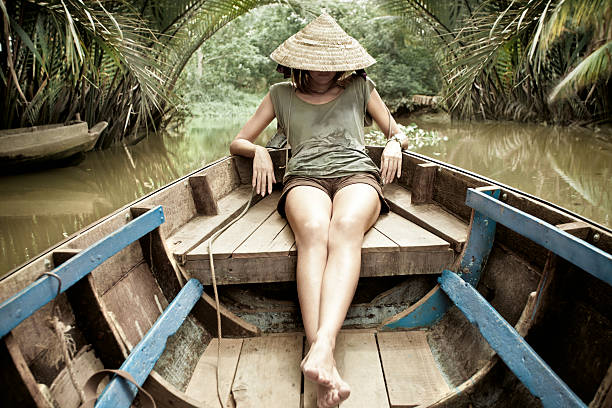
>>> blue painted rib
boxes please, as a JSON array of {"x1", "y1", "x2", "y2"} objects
[
  {"x1": 466, "y1": 189, "x2": 612, "y2": 286},
  {"x1": 384, "y1": 188, "x2": 500, "y2": 329},
  {"x1": 0, "y1": 206, "x2": 165, "y2": 338},
  {"x1": 439, "y1": 270, "x2": 586, "y2": 408},
  {"x1": 95, "y1": 278, "x2": 203, "y2": 408}
]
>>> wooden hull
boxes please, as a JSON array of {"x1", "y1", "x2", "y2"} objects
[
  {"x1": 0, "y1": 121, "x2": 107, "y2": 172},
  {"x1": 0, "y1": 148, "x2": 610, "y2": 407}
]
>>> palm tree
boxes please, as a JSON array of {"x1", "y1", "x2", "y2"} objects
[
  {"x1": 378, "y1": 0, "x2": 612, "y2": 124},
  {"x1": 0, "y1": 0, "x2": 275, "y2": 146}
]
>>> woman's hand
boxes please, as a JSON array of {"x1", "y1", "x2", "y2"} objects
[
  {"x1": 253, "y1": 145, "x2": 276, "y2": 196},
  {"x1": 380, "y1": 139, "x2": 402, "y2": 184}
]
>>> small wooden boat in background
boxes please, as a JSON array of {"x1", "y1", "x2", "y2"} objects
[
  {"x1": 0, "y1": 121, "x2": 108, "y2": 173},
  {"x1": 0, "y1": 147, "x2": 610, "y2": 407}
]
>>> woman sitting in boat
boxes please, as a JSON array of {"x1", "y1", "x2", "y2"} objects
[{"x1": 230, "y1": 13, "x2": 408, "y2": 408}]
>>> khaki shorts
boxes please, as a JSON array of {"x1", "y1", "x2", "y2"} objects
[{"x1": 277, "y1": 172, "x2": 390, "y2": 218}]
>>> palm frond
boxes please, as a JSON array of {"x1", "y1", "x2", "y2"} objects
[{"x1": 549, "y1": 39, "x2": 612, "y2": 102}]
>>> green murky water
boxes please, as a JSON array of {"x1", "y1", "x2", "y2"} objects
[{"x1": 0, "y1": 114, "x2": 610, "y2": 277}]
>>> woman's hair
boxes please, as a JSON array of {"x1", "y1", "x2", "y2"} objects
[{"x1": 290, "y1": 69, "x2": 354, "y2": 93}]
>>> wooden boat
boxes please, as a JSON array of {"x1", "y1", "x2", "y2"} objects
[
  {"x1": 0, "y1": 147, "x2": 610, "y2": 408},
  {"x1": 0, "y1": 121, "x2": 108, "y2": 172}
]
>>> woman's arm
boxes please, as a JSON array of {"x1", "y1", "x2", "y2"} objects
[
  {"x1": 366, "y1": 89, "x2": 406, "y2": 184},
  {"x1": 230, "y1": 92, "x2": 277, "y2": 196}
]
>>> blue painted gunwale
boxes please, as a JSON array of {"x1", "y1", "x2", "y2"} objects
[
  {"x1": 95, "y1": 278, "x2": 203, "y2": 408},
  {"x1": 384, "y1": 188, "x2": 500, "y2": 329},
  {"x1": 466, "y1": 188, "x2": 612, "y2": 286},
  {"x1": 0, "y1": 206, "x2": 165, "y2": 338},
  {"x1": 439, "y1": 270, "x2": 587, "y2": 408}
]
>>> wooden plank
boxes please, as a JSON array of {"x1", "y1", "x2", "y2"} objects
[
  {"x1": 374, "y1": 212, "x2": 450, "y2": 252},
  {"x1": 0, "y1": 206, "x2": 165, "y2": 338},
  {"x1": 187, "y1": 247, "x2": 452, "y2": 285},
  {"x1": 50, "y1": 346, "x2": 105, "y2": 408},
  {"x1": 96, "y1": 279, "x2": 203, "y2": 408},
  {"x1": 232, "y1": 335, "x2": 303, "y2": 407},
  {"x1": 377, "y1": 331, "x2": 450, "y2": 407},
  {"x1": 189, "y1": 191, "x2": 281, "y2": 259},
  {"x1": 303, "y1": 373, "x2": 318, "y2": 408},
  {"x1": 52, "y1": 248, "x2": 81, "y2": 266},
  {"x1": 440, "y1": 270, "x2": 587, "y2": 408},
  {"x1": 467, "y1": 188, "x2": 612, "y2": 286},
  {"x1": 168, "y1": 185, "x2": 254, "y2": 260},
  {"x1": 362, "y1": 224, "x2": 399, "y2": 253},
  {"x1": 233, "y1": 211, "x2": 295, "y2": 258},
  {"x1": 3, "y1": 333, "x2": 51, "y2": 408},
  {"x1": 334, "y1": 332, "x2": 389, "y2": 408},
  {"x1": 411, "y1": 163, "x2": 437, "y2": 204},
  {"x1": 189, "y1": 174, "x2": 220, "y2": 215},
  {"x1": 384, "y1": 183, "x2": 468, "y2": 249},
  {"x1": 185, "y1": 338, "x2": 243, "y2": 407}
]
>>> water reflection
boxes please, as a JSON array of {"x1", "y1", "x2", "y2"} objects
[
  {"x1": 0, "y1": 117, "x2": 275, "y2": 276},
  {"x1": 0, "y1": 114, "x2": 609, "y2": 278},
  {"x1": 409, "y1": 116, "x2": 611, "y2": 228}
]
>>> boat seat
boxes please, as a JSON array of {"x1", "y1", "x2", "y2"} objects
[
  {"x1": 184, "y1": 330, "x2": 450, "y2": 408},
  {"x1": 167, "y1": 185, "x2": 255, "y2": 264},
  {"x1": 182, "y1": 187, "x2": 461, "y2": 285}
]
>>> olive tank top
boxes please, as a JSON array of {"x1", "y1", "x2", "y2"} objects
[{"x1": 269, "y1": 75, "x2": 381, "y2": 182}]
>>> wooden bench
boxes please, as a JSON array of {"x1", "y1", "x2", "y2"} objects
[
  {"x1": 181, "y1": 188, "x2": 463, "y2": 285},
  {"x1": 439, "y1": 188, "x2": 612, "y2": 408},
  {"x1": 0, "y1": 206, "x2": 204, "y2": 408}
]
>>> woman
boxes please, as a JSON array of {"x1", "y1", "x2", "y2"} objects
[{"x1": 229, "y1": 14, "x2": 408, "y2": 408}]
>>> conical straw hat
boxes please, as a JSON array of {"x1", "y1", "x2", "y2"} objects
[{"x1": 270, "y1": 13, "x2": 376, "y2": 72}]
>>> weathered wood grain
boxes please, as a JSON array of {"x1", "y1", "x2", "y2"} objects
[
  {"x1": 384, "y1": 183, "x2": 468, "y2": 250},
  {"x1": 50, "y1": 346, "x2": 105, "y2": 408},
  {"x1": 2, "y1": 333, "x2": 52, "y2": 408},
  {"x1": 187, "y1": 248, "x2": 452, "y2": 285},
  {"x1": 101, "y1": 262, "x2": 166, "y2": 349},
  {"x1": 335, "y1": 332, "x2": 389, "y2": 408},
  {"x1": 189, "y1": 191, "x2": 280, "y2": 259},
  {"x1": 378, "y1": 331, "x2": 450, "y2": 407},
  {"x1": 167, "y1": 185, "x2": 255, "y2": 261},
  {"x1": 189, "y1": 174, "x2": 220, "y2": 215},
  {"x1": 362, "y1": 225, "x2": 398, "y2": 253},
  {"x1": 374, "y1": 212, "x2": 450, "y2": 252},
  {"x1": 185, "y1": 338, "x2": 243, "y2": 407},
  {"x1": 411, "y1": 162, "x2": 437, "y2": 204},
  {"x1": 232, "y1": 335, "x2": 303, "y2": 407},
  {"x1": 232, "y1": 211, "x2": 295, "y2": 258}
]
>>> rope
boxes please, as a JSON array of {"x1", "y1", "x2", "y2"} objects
[
  {"x1": 207, "y1": 79, "x2": 292, "y2": 406},
  {"x1": 208, "y1": 190, "x2": 255, "y2": 407},
  {"x1": 36, "y1": 271, "x2": 86, "y2": 403}
]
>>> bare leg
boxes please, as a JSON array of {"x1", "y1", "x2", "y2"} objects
[
  {"x1": 284, "y1": 186, "x2": 332, "y2": 345},
  {"x1": 301, "y1": 184, "x2": 381, "y2": 407}
]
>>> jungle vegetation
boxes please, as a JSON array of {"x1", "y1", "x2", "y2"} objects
[
  {"x1": 380, "y1": 0, "x2": 612, "y2": 124},
  {"x1": 1, "y1": 0, "x2": 610, "y2": 148}
]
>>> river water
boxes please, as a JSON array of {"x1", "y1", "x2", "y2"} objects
[{"x1": 0, "y1": 114, "x2": 610, "y2": 277}]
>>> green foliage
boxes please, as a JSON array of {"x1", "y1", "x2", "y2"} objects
[
  {"x1": 1, "y1": 0, "x2": 273, "y2": 146},
  {"x1": 365, "y1": 123, "x2": 445, "y2": 148},
  {"x1": 179, "y1": 1, "x2": 442, "y2": 117},
  {"x1": 378, "y1": 0, "x2": 612, "y2": 125}
]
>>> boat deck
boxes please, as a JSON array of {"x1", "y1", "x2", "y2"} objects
[
  {"x1": 170, "y1": 183, "x2": 468, "y2": 285},
  {"x1": 185, "y1": 330, "x2": 450, "y2": 408}
]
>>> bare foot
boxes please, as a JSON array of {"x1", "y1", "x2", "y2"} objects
[
  {"x1": 301, "y1": 337, "x2": 335, "y2": 386},
  {"x1": 332, "y1": 366, "x2": 350, "y2": 400},
  {"x1": 317, "y1": 384, "x2": 338, "y2": 408},
  {"x1": 316, "y1": 368, "x2": 350, "y2": 408}
]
